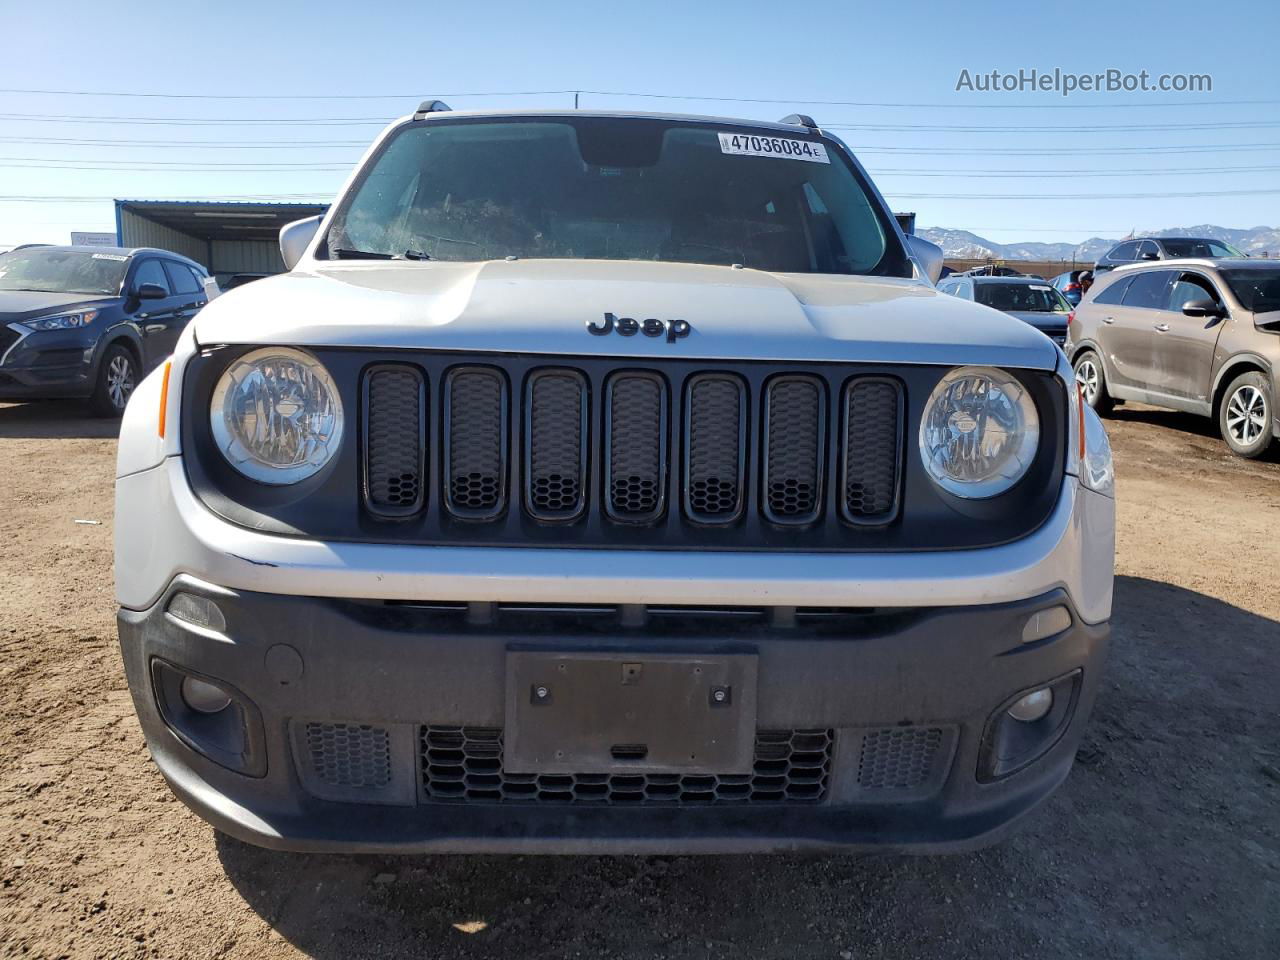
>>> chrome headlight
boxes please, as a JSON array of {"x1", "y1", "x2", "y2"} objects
[
  {"x1": 20, "y1": 309, "x2": 98, "y2": 331},
  {"x1": 919, "y1": 366, "x2": 1040, "y2": 499},
  {"x1": 210, "y1": 347, "x2": 343, "y2": 484}
]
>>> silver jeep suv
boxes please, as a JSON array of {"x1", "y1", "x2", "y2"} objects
[{"x1": 113, "y1": 105, "x2": 1115, "y2": 855}]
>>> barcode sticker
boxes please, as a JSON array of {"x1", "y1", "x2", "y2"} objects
[{"x1": 719, "y1": 132, "x2": 829, "y2": 163}]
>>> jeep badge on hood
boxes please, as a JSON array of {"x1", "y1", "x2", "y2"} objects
[{"x1": 588, "y1": 312, "x2": 692, "y2": 343}]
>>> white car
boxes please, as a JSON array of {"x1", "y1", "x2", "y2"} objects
[{"x1": 113, "y1": 105, "x2": 1115, "y2": 854}]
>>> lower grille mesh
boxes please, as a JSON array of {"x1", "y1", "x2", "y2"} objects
[
  {"x1": 305, "y1": 722, "x2": 392, "y2": 789},
  {"x1": 857, "y1": 727, "x2": 942, "y2": 790},
  {"x1": 420, "y1": 726, "x2": 833, "y2": 804}
]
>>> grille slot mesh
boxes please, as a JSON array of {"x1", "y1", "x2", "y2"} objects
[
  {"x1": 526, "y1": 371, "x2": 587, "y2": 519},
  {"x1": 364, "y1": 366, "x2": 425, "y2": 515},
  {"x1": 857, "y1": 727, "x2": 942, "y2": 790},
  {"x1": 763, "y1": 377, "x2": 824, "y2": 523},
  {"x1": 842, "y1": 379, "x2": 902, "y2": 522},
  {"x1": 606, "y1": 374, "x2": 666, "y2": 522},
  {"x1": 420, "y1": 726, "x2": 832, "y2": 804},
  {"x1": 305, "y1": 722, "x2": 392, "y2": 789},
  {"x1": 685, "y1": 375, "x2": 745, "y2": 522},
  {"x1": 445, "y1": 368, "x2": 506, "y2": 517}
]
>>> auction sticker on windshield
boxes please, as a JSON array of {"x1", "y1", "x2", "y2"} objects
[{"x1": 718, "y1": 132, "x2": 829, "y2": 163}]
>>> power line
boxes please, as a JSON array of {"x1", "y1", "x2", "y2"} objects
[
  {"x1": 5, "y1": 111, "x2": 1280, "y2": 133},
  {"x1": 0, "y1": 85, "x2": 1271, "y2": 109}
]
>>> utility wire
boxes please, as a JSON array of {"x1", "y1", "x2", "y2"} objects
[
  {"x1": 4, "y1": 112, "x2": 1280, "y2": 133},
  {"x1": 0, "y1": 85, "x2": 1272, "y2": 109}
]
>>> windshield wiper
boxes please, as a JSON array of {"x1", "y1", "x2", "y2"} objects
[
  {"x1": 330, "y1": 247, "x2": 398, "y2": 260},
  {"x1": 330, "y1": 247, "x2": 433, "y2": 261}
]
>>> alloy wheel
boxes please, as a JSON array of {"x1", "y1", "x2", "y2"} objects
[
  {"x1": 1075, "y1": 359, "x2": 1099, "y2": 405},
  {"x1": 107, "y1": 354, "x2": 136, "y2": 411},
  {"x1": 1225, "y1": 385, "x2": 1267, "y2": 446}
]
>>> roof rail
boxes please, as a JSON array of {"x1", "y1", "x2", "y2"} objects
[
  {"x1": 413, "y1": 99, "x2": 453, "y2": 120},
  {"x1": 779, "y1": 113, "x2": 818, "y2": 130}
]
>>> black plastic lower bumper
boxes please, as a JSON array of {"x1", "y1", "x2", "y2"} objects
[{"x1": 117, "y1": 579, "x2": 1109, "y2": 854}]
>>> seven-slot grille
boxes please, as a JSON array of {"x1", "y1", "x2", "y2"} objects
[{"x1": 362, "y1": 362, "x2": 904, "y2": 533}]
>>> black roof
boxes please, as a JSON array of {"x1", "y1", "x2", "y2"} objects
[{"x1": 11, "y1": 245, "x2": 206, "y2": 268}]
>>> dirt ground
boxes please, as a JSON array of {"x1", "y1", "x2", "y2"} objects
[{"x1": 0, "y1": 398, "x2": 1276, "y2": 960}]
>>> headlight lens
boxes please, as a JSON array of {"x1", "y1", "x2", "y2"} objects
[
  {"x1": 20, "y1": 309, "x2": 98, "y2": 331},
  {"x1": 919, "y1": 366, "x2": 1040, "y2": 499},
  {"x1": 210, "y1": 347, "x2": 343, "y2": 484}
]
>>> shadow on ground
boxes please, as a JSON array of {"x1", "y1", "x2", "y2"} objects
[
  {"x1": 215, "y1": 576, "x2": 1279, "y2": 959},
  {"x1": 0, "y1": 401, "x2": 119, "y2": 439}
]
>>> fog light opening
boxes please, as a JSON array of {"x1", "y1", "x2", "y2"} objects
[
  {"x1": 181, "y1": 675, "x2": 233, "y2": 715},
  {"x1": 1008, "y1": 687, "x2": 1054, "y2": 723}
]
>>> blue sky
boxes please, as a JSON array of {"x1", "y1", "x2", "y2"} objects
[{"x1": 2, "y1": 0, "x2": 1277, "y2": 248}]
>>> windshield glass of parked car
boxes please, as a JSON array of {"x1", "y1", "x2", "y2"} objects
[
  {"x1": 1221, "y1": 268, "x2": 1280, "y2": 313},
  {"x1": 327, "y1": 117, "x2": 909, "y2": 276},
  {"x1": 1161, "y1": 239, "x2": 1243, "y2": 258},
  {"x1": 975, "y1": 282, "x2": 1070, "y2": 313},
  {"x1": 0, "y1": 248, "x2": 128, "y2": 295}
]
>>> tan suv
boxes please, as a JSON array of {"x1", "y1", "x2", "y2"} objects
[{"x1": 1068, "y1": 259, "x2": 1280, "y2": 458}]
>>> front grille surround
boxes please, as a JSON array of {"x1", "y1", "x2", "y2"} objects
[{"x1": 182, "y1": 348, "x2": 1069, "y2": 554}]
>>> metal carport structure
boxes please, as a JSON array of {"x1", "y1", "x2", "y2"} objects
[{"x1": 114, "y1": 199, "x2": 328, "y2": 280}]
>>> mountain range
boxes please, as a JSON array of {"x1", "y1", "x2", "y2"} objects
[{"x1": 918, "y1": 224, "x2": 1280, "y2": 262}]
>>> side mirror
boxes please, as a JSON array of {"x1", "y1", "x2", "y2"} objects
[
  {"x1": 279, "y1": 215, "x2": 323, "y2": 271},
  {"x1": 1181, "y1": 299, "x2": 1221, "y2": 318},
  {"x1": 135, "y1": 283, "x2": 167, "y2": 300},
  {"x1": 904, "y1": 234, "x2": 945, "y2": 285}
]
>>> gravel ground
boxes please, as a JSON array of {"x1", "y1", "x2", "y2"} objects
[{"x1": 0, "y1": 398, "x2": 1276, "y2": 960}]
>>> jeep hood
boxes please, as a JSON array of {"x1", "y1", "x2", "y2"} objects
[{"x1": 193, "y1": 259, "x2": 1059, "y2": 370}]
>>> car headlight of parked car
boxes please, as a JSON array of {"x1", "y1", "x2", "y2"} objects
[
  {"x1": 919, "y1": 365, "x2": 1040, "y2": 499},
  {"x1": 209, "y1": 346, "x2": 343, "y2": 485},
  {"x1": 19, "y1": 309, "x2": 99, "y2": 331}
]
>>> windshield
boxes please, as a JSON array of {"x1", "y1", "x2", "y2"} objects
[
  {"x1": 975, "y1": 282, "x2": 1070, "y2": 313},
  {"x1": 0, "y1": 248, "x2": 127, "y2": 295},
  {"x1": 1220, "y1": 268, "x2": 1280, "y2": 313},
  {"x1": 1161, "y1": 238, "x2": 1243, "y2": 259},
  {"x1": 326, "y1": 117, "x2": 909, "y2": 277}
]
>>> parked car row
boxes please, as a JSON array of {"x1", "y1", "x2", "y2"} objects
[
  {"x1": 1068, "y1": 258, "x2": 1279, "y2": 459},
  {"x1": 0, "y1": 245, "x2": 211, "y2": 415}
]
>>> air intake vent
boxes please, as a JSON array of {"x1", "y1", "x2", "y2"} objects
[
  {"x1": 363, "y1": 365, "x2": 426, "y2": 517},
  {"x1": 857, "y1": 727, "x2": 943, "y2": 790},
  {"x1": 841, "y1": 378, "x2": 903, "y2": 524},
  {"x1": 605, "y1": 372, "x2": 667, "y2": 523},
  {"x1": 684, "y1": 374, "x2": 746, "y2": 523},
  {"x1": 420, "y1": 726, "x2": 832, "y2": 804},
  {"x1": 525, "y1": 369, "x2": 588, "y2": 521},
  {"x1": 762, "y1": 376, "x2": 825, "y2": 524},
  {"x1": 444, "y1": 367, "x2": 507, "y2": 519},
  {"x1": 305, "y1": 722, "x2": 392, "y2": 789}
]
